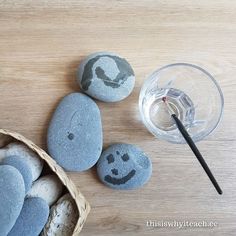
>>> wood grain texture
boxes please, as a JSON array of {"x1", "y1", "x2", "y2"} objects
[{"x1": 0, "y1": 1, "x2": 236, "y2": 235}]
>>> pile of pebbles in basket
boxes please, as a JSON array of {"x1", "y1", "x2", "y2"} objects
[{"x1": 0, "y1": 142, "x2": 78, "y2": 236}]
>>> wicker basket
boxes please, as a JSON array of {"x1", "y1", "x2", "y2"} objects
[{"x1": 0, "y1": 128, "x2": 90, "y2": 235}]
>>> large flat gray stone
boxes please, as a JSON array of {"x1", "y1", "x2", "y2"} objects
[
  {"x1": 47, "y1": 92, "x2": 103, "y2": 171},
  {"x1": 0, "y1": 165, "x2": 25, "y2": 236}
]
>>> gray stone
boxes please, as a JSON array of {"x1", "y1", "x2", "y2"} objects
[
  {"x1": 41, "y1": 193, "x2": 79, "y2": 236},
  {"x1": 77, "y1": 52, "x2": 135, "y2": 102},
  {"x1": 97, "y1": 143, "x2": 152, "y2": 190},
  {"x1": 0, "y1": 165, "x2": 25, "y2": 236},
  {"x1": 8, "y1": 197, "x2": 49, "y2": 236},
  {"x1": 47, "y1": 92, "x2": 103, "y2": 171},
  {"x1": 1, "y1": 155, "x2": 33, "y2": 193},
  {"x1": 26, "y1": 175, "x2": 63, "y2": 206},
  {"x1": 0, "y1": 142, "x2": 44, "y2": 181}
]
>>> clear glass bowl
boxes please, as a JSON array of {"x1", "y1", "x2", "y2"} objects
[{"x1": 139, "y1": 63, "x2": 224, "y2": 143}]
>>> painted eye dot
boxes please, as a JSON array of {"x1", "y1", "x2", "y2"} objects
[
  {"x1": 111, "y1": 168, "x2": 118, "y2": 175},
  {"x1": 121, "y1": 153, "x2": 129, "y2": 162},
  {"x1": 67, "y1": 133, "x2": 74, "y2": 140},
  {"x1": 107, "y1": 154, "x2": 114, "y2": 164}
]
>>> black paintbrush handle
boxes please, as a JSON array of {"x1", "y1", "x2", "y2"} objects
[{"x1": 172, "y1": 114, "x2": 223, "y2": 195}]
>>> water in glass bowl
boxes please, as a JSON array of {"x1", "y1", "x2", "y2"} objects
[{"x1": 143, "y1": 87, "x2": 195, "y2": 132}]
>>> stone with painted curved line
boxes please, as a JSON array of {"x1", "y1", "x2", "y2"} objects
[{"x1": 77, "y1": 52, "x2": 135, "y2": 102}]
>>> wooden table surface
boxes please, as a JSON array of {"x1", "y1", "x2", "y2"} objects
[{"x1": 0, "y1": 1, "x2": 236, "y2": 235}]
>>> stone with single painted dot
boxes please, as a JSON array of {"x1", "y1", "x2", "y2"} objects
[
  {"x1": 0, "y1": 165, "x2": 25, "y2": 236},
  {"x1": 77, "y1": 52, "x2": 135, "y2": 102},
  {"x1": 8, "y1": 197, "x2": 49, "y2": 236},
  {"x1": 97, "y1": 143, "x2": 152, "y2": 190},
  {"x1": 47, "y1": 92, "x2": 103, "y2": 171}
]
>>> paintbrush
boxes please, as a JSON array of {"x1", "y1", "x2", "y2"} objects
[{"x1": 162, "y1": 96, "x2": 222, "y2": 195}]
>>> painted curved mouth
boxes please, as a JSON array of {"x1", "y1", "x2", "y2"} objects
[{"x1": 104, "y1": 169, "x2": 136, "y2": 185}]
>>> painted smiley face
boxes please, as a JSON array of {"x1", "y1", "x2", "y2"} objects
[
  {"x1": 104, "y1": 153, "x2": 136, "y2": 185},
  {"x1": 97, "y1": 144, "x2": 152, "y2": 190}
]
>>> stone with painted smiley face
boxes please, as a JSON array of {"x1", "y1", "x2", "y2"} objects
[{"x1": 97, "y1": 144, "x2": 152, "y2": 190}]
